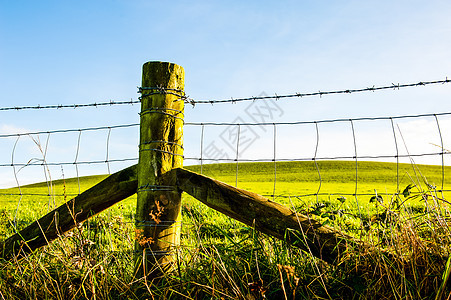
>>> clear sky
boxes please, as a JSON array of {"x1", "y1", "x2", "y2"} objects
[{"x1": 1, "y1": 0, "x2": 451, "y2": 188}]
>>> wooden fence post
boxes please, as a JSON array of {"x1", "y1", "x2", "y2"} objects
[{"x1": 134, "y1": 62, "x2": 185, "y2": 279}]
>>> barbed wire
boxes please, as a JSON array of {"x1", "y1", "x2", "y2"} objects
[
  {"x1": 184, "y1": 78, "x2": 450, "y2": 105},
  {"x1": 0, "y1": 100, "x2": 140, "y2": 112},
  {"x1": 1, "y1": 78, "x2": 449, "y2": 112}
]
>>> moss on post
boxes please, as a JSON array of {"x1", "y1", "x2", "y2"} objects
[{"x1": 134, "y1": 62, "x2": 184, "y2": 279}]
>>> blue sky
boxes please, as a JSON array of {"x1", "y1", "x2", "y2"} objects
[{"x1": 1, "y1": 0, "x2": 451, "y2": 187}]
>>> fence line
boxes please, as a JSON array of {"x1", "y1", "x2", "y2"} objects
[
  {"x1": 3, "y1": 113, "x2": 449, "y2": 167},
  {"x1": 1, "y1": 77, "x2": 451, "y2": 239},
  {"x1": 0, "y1": 100, "x2": 140, "y2": 111},
  {"x1": 1, "y1": 113, "x2": 450, "y2": 197},
  {"x1": 2, "y1": 64, "x2": 451, "y2": 282},
  {"x1": 190, "y1": 112, "x2": 450, "y2": 208},
  {"x1": 184, "y1": 78, "x2": 451, "y2": 105},
  {"x1": 0, "y1": 123, "x2": 139, "y2": 206},
  {"x1": 1, "y1": 78, "x2": 449, "y2": 112}
]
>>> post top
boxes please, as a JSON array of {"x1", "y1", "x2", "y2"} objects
[
  {"x1": 142, "y1": 61, "x2": 184, "y2": 90},
  {"x1": 142, "y1": 61, "x2": 182, "y2": 68}
]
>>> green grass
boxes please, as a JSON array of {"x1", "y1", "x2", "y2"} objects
[{"x1": 1, "y1": 160, "x2": 451, "y2": 299}]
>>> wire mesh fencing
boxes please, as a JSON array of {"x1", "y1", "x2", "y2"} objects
[
  {"x1": 182, "y1": 114, "x2": 450, "y2": 220},
  {"x1": 0, "y1": 122, "x2": 139, "y2": 229}
]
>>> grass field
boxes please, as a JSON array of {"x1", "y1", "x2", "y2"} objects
[{"x1": 1, "y1": 160, "x2": 451, "y2": 299}]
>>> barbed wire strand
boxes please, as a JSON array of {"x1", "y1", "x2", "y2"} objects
[
  {"x1": 186, "y1": 78, "x2": 451, "y2": 105},
  {"x1": 0, "y1": 78, "x2": 449, "y2": 112},
  {"x1": 0, "y1": 100, "x2": 140, "y2": 111}
]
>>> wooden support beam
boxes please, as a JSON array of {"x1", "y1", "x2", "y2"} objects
[
  {"x1": 1, "y1": 164, "x2": 138, "y2": 261},
  {"x1": 175, "y1": 167, "x2": 363, "y2": 263}
]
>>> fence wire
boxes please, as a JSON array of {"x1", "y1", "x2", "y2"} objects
[
  {"x1": 1, "y1": 78, "x2": 449, "y2": 111},
  {"x1": 189, "y1": 111, "x2": 451, "y2": 204},
  {"x1": 0, "y1": 100, "x2": 140, "y2": 111},
  {"x1": 184, "y1": 78, "x2": 451, "y2": 105},
  {"x1": 2, "y1": 116, "x2": 450, "y2": 199},
  {"x1": 1, "y1": 78, "x2": 451, "y2": 237},
  {"x1": 0, "y1": 123, "x2": 139, "y2": 216}
]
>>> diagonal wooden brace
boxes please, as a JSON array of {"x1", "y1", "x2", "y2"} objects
[{"x1": 1, "y1": 165, "x2": 138, "y2": 261}]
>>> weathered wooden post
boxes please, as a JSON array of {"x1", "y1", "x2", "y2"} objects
[{"x1": 134, "y1": 62, "x2": 184, "y2": 279}]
